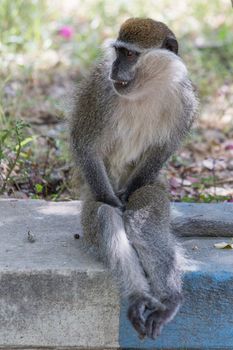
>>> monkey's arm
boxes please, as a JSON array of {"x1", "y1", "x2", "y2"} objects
[
  {"x1": 72, "y1": 144, "x2": 123, "y2": 209},
  {"x1": 70, "y1": 70, "x2": 124, "y2": 209},
  {"x1": 120, "y1": 142, "x2": 172, "y2": 202}
]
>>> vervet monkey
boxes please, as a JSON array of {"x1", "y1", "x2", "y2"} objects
[{"x1": 69, "y1": 18, "x2": 198, "y2": 339}]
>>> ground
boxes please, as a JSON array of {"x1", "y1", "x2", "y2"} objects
[{"x1": 0, "y1": 0, "x2": 233, "y2": 202}]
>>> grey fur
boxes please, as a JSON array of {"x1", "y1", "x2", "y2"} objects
[{"x1": 69, "y1": 22, "x2": 198, "y2": 340}]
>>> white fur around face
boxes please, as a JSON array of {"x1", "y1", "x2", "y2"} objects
[{"x1": 104, "y1": 50, "x2": 189, "y2": 187}]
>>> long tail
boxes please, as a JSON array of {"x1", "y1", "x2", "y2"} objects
[{"x1": 97, "y1": 203, "x2": 150, "y2": 298}]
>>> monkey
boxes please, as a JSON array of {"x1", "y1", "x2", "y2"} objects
[{"x1": 69, "y1": 18, "x2": 198, "y2": 340}]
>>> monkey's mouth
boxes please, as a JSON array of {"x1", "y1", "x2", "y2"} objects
[{"x1": 113, "y1": 80, "x2": 130, "y2": 90}]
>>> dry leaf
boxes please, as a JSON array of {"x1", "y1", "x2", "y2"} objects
[
  {"x1": 214, "y1": 242, "x2": 233, "y2": 249},
  {"x1": 203, "y1": 158, "x2": 215, "y2": 170}
]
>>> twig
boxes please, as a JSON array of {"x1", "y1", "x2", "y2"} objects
[
  {"x1": 212, "y1": 158, "x2": 217, "y2": 199},
  {"x1": 0, "y1": 131, "x2": 21, "y2": 194},
  {"x1": 215, "y1": 178, "x2": 233, "y2": 185},
  {"x1": 42, "y1": 137, "x2": 52, "y2": 176}
]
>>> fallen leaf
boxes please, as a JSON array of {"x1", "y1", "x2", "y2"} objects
[
  {"x1": 186, "y1": 176, "x2": 199, "y2": 183},
  {"x1": 182, "y1": 179, "x2": 192, "y2": 186},
  {"x1": 170, "y1": 177, "x2": 181, "y2": 188},
  {"x1": 214, "y1": 242, "x2": 233, "y2": 249},
  {"x1": 203, "y1": 158, "x2": 215, "y2": 170}
]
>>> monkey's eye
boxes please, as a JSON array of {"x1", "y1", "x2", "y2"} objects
[
  {"x1": 126, "y1": 50, "x2": 133, "y2": 57},
  {"x1": 125, "y1": 49, "x2": 140, "y2": 59},
  {"x1": 116, "y1": 47, "x2": 139, "y2": 59}
]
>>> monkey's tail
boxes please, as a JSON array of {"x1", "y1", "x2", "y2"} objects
[{"x1": 97, "y1": 204, "x2": 152, "y2": 298}]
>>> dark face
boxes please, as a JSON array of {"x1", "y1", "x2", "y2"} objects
[
  {"x1": 110, "y1": 46, "x2": 140, "y2": 93},
  {"x1": 109, "y1": 36, "x2": 178, "y2": 97}
]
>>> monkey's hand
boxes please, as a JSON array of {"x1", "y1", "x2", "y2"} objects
[
  {"x1": 145, "y1": 293, "x2": 183, "y2": 339},
  {"x1": 127, "y1": 294, "x2": 166, "y2": 339},
  {"x1": 116, "y1": 188, "x2": 129, "y2": 206},
  {"x1": 73, "y1": 149, "x2": 125, "y2": 210},
  {"x1": 98, "y1": 193, "x2": 125, "y2": 210}
]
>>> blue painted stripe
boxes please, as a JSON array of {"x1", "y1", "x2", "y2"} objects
[{"x1": 119, "y1": 271, "x2": 233, "y2": 349}]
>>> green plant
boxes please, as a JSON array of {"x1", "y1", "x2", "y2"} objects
[
  {"x1": 0, "y1": 120, "x2": 31, "y2": 193},
  {"x1": 0, "y1": 0, "x2": 48, "y2": 52}
]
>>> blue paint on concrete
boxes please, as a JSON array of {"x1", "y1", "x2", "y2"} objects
[
  {"x1": 119, "y1": 270, "x2": 233, "y2": 349},
  {"x1": 186, "y1": 270, "x2": 233, "y2": 283}
]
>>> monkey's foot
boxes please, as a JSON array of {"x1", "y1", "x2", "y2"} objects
[
  {"x1": 145, "y1": 293, "x2": 183, "y2": 339},
  {"x1": 127, "y1": 295, "x2": 165, "y2": 339}
]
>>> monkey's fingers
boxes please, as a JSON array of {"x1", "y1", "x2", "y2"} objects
[
  {"x1": 145, "y1": 297, "x2": 166, "y2": 312},
  {"x1": 127, "y1": 295, "x2": 165, "y2": 339},
  {"x1": 103, "y1": 195, "x2": 125, "y2": 210},
  {"x1": 127, "y1": 302, "x2": 146, "y2": 338},
  {"x1": 145, "y1": 312, "x2": 163, "y2": 339}
]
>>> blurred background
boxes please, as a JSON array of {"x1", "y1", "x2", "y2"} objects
[{"x1": 0, "y1": 0, "x2": 233, "y2": 202}]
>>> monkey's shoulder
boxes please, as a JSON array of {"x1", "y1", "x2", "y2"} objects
[
  {"x1": 74, "y1": 60, "x2": 116, "y2": 110},
  {"x1": 70, "y1": 60, "x2": 117, "y2": 142}
]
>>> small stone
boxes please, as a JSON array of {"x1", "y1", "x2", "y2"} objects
[
  {"x1": 74, "y1": 233, "x2": 80, "y2": 239},
  {"x1": 27, "y1": 230, "x2": 36, "y2": 243},
  {"x1": 227, "y1": 160, "x2": 233, "y2": 171}
]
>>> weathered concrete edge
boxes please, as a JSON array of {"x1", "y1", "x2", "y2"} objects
[
  {"x1": 1, "y1": 268, "x2": 233, "y2": 350},
  {"x1": 1, "y1": 198, "x2": 233, "y2": 236},
  {"x1": 0, "y1": 348, "x2": 117, "y2": 350},
  {"x1": 0, "y1": 347, "x2": 116, "y2": 349},
  {"x1": 0, "y1": 269, "x2": 120, "y2": 349},
  {"x1": 171, "y1": 202, "x2": 233, "y2": 237},
  {"x1": 1, "y1": 199, "x2": 233, "y2": 349}
]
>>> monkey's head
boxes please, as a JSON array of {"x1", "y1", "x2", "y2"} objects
[{"x1": 109, "y1": 18, "x2": 181, "y2": 98}]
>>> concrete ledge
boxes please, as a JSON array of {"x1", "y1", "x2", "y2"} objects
[
  {"x1": 172, "y1": 202, "x2": 233, "y2": 237},
  {"x1": 0, "y1": 199, "x2": 233, "y2": 349}
]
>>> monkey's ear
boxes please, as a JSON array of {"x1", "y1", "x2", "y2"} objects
[{"x1": 162, "y1": 36, "x2": 178, "y2": 54}]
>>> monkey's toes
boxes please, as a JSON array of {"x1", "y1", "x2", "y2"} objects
[
  {"x1": 145, "y1": 292, "x2": 183, "y2": 339},
  {"x1": 127, "y1": 296, "x2": 165, "y2": 338},
  {"x1": 127, "y1": 300, "x2": 146, "y2": 337},
  {"x1": 145, "y1": 310, "x2": 164, "y2": 339}
]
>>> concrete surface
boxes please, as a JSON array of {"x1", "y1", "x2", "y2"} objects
[
  {"x1": 172, "y1": 202, "x2": 233, "y2": 237},
  {"x1": 0, "y1": 199, "x2": 119, "y2": 349},
  {"x1": 0, "y1": 199, "x2": 233, "y2": 349}
]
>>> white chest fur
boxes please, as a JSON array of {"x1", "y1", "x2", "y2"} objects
[
  {"x1": 104, "y1": 51, "x2": 188, "y2": 187},
  {"x1": 109, "y1": 86, "x2": 181, "y2": 179},
  {"x1": 113, "y1": 95, "x2": 172, "y2": 160}
]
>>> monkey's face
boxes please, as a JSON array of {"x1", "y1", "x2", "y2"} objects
[
  {"x1": 109, "y1": 38, "x2": 179, "y2": 99},
  {"x1": 107, "y1": 18, "x2": 181, "y2": 98},
  {"x1": 110, "y1": 45, "x2": 141, "y2": 96}
]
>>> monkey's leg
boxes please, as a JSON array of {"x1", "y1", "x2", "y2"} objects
[
  {"x1": 81, "y1": 200, "x2": 165, "y2": 337},
  {"x1": 124, "y1": 181, "x2": 184, "y2": 339}
]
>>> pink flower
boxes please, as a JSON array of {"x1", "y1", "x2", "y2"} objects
[
  {"x1": 186, "y1": 176, "x2": 199, "y2": 183},
  {"x1": 58, "y1": 26, "x2": 74, "y2": 39},
  {"x1": 225, "y1": 143, "x2": 233, "y2": 151}
]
